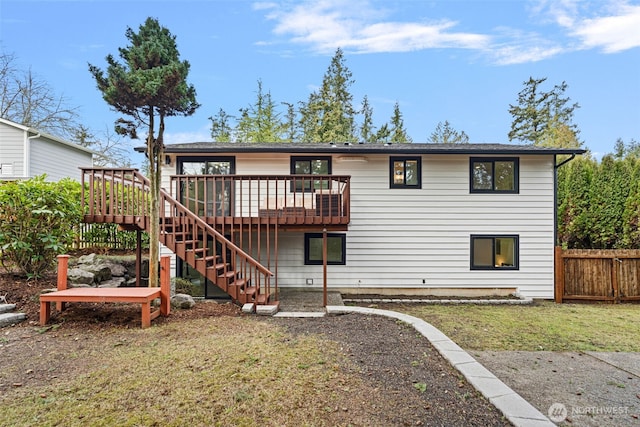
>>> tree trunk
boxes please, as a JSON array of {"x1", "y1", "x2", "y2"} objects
[{"x1": 147, "y1": 113, "x2": 159, "y2": 288}]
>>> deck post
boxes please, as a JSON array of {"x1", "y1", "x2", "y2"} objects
[
  {"x1": 160, "y1": 255, "x2": 171, "y2": 316},
  {"x1": 56, "y1": 255, "x2": 70, "y2": 311},
  {"x1": 323, "y1": 228, "x2": 327, "y2": 307},
  {"x1": 136, "y1": 230, "x2": 142, "y2": 287}
]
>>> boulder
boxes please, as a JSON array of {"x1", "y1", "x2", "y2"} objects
[
  {"x1": 67, "y1": 268, "x2": 95, "y2": 286},
  {"x1": 78, "y1": 263, "x2": 112, "y2": 283},
  {"x1": 103, "y1": 261, "x2": 127, "y2": 277},
  {"x1": 171, "y1": 294, "x2": 196, "y2": 309},
  {"x1": 98, "y1": 277, "x2": 127, "y2": 288},
  {"x1": 78, "y1": 253, "x2": 97, "y2": 264}
]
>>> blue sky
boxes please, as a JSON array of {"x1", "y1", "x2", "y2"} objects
[{"x1": 1, "y1": 0, "x2": 639, "y2": 159}]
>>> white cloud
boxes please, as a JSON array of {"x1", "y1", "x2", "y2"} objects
[
  {"x1": 261, "y1": 0, "x2": 490, "y2": 54},
  {"x1": 255, "y1": 0, "x2": 639, "y2": 65},
  {"x1": 570, "y1": 4, "x2": 640, "y2": 52},
  {"x1": 540, "y1": 0, "x2": 640, "y2": 53}
]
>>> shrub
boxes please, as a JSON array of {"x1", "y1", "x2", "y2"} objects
[
  {"x1": 172, "y1": 277, "x2": 198, "y2": 296},
  {"x1": 0, "y1": 176, "x2": 82, "y2": 278}
]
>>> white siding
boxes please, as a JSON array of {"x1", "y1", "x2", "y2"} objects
[
  {"x1": 29, "y1": 137, "x2": 92, "y2": 181},
  {"x1": 0, "y1": 122, "x2": 26, "y2": 178},
  {"x1": 161, "y1": 152, "x2": 557, "y2": 299}
]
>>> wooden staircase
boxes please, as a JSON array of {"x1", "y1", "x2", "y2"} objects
[{"x1": 81, "y1": 168, "x2": 275, "y2": 307}]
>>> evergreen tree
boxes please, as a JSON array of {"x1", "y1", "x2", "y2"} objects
[
  {"x1": 299, "y1": 48, "x2": 356, "y2": 142},
  {"x1": 389, "y1": 102, "x2": 412, "y2": 143},
  {"x1": 359, "y1": 95, "x2": 375, "y2": 143},
  {"x1": 235, "y1": 80, "x2": 285, "y2": 142},
  {"x1": 209, "y1": 108, "x2": 233, "y2": 142},
  {"x1": 282, "y1": 102, "x2": 298, "y2": 142},
  {"x1": 508, "y1": 77, "x2": 580, "y2": 147},
  {"x1": 429, "y1": 120, "x2": 469, "y2": 144},
  {"x1": 89, "y1": 17, "x2": 199, "y2": 287}
]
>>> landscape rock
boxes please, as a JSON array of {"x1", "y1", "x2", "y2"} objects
[
  {"x1": 171, "y1": 294, "x2": 196, "y2": 309},
  {"x1": 77, "y1": 253, "x2": 97, "y2": 264},
  {"x1": 67, "y1": 268, "x2": 94, "y2": 286},
  {"x1": 98, "y1": 277, "x2": 127, "y2": 288},
  {"x1": 78, "y1": 263, "x2": 112, "y2": 283},
  {"x1": 103, "y1": 262, "x2": 127, "y2": 277}
]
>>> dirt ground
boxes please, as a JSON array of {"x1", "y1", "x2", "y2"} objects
[{"x1": 0, "y1": 271, "x2": 510, "y2": 427}]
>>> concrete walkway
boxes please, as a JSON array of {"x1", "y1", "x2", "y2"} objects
[{"x1": 269, "y1": 290, "x2": 555, "y2": 427}]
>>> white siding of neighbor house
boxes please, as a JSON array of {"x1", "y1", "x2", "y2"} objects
[
  {"x1": 29, "y1": 137, "x2": 93, "y2": 181},
  {"x1": 0, "y1": 122, "x2": 26, "y2": 178},
  {"x1": 161, "y1": 152, "x2": 557, "y2": 299}
]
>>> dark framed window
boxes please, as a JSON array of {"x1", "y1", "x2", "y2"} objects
[
  {"x1": 304, "y1": 233, "x2": 346, "y2": 265},
  {"x1": 470, "y1": 157, "x2": 519, "y2": 193},
  {"x1": 290, "y1": 156, "x2": 332, "y2": 192},
  {"x1": 470, "y1": 235, "x2": 519, "y2": 270},
  {"x1": 390, "y1": 156, "x2": 421, "y2": 188}
]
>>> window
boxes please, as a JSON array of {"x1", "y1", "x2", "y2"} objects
[
  {"x1": 291, "y1": 156, "x2": 332, "y2": 192},
  {"x1": 470, "y1": 235, "x2": 519, "y2": 270},
  {"x1": 470, "y1": 157, "x2": 519, "y2": 193},
  {"x1": 304, "y1": 233, "x2": 346, "y2": 265},
  {"x1": 390, "y1": 157, "x2": 421, "y2": 188}
]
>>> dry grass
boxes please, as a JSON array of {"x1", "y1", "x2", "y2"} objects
[
  {"x1": 391, "y1": 300, "x2": 640, "y2": 352},
  {"x1": 1, "y1": 317, "x2": 369, "y2": 427}
]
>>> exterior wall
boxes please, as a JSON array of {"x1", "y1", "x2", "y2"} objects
[
  {"x1": 29, "y1": 137, "x2": 93, "y2": 181},
  {"x1": 162, "y1": 152, "x2": 557, "y2": 299},
  {"x1": 0, "y1": 121, "x2": 26, "y2": 178}
]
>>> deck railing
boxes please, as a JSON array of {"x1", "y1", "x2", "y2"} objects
[
  {"x1": 169, "y1": 174, "x2": 350, "y2": 225},
  {"x1": 80, "y1": 168, "x2": 275, "y2": 303}
]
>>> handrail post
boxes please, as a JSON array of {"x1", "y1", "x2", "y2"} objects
[{"x1": 160, "y1": 255, "x2": 171, "y2": 316}]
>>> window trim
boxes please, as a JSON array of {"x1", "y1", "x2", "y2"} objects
[
  {"x1": 304, "y1": 233, "x2": 346, "y2": 265},
  {"x1": 469, "y1": 157, "x2": 519, "y2": 194},
  {"x1": 389, "y1": 156, "x2": 422, "y2": 189},
  {"x1": 470, "y1": 234, "x2": 519, "y2": 270},
  {"x1": 176, "y1": 156, "x2": 236, "y2": 175}
]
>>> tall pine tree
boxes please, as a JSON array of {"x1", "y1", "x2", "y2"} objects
[{"x1": 89, "y1": 17, "x2": 199, "y2": 286}]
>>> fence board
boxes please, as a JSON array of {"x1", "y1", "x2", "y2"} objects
[{"x1": 555, "y1": 247, "x2": 640, "y2": 303}]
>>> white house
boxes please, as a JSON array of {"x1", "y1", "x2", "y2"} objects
[
  {"x1": 0, "y1": 117, "x2": 93, "y2": 181},
  {"x1": 129, "y1": 142, "x2": 584, "y2": 301}
]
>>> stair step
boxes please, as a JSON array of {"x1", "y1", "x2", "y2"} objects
[
  {"x1": 243, "y1": 286, "x2": 257, "y2": 296},
  {"x1": 0, "y1": 304, "x2": 17, "y2": 314},
  {"x1": 218, "y1": 270, "x2": 237, "y2": 280},
  {"x1": 0, "y1": 312, "x2": 27, "y2": 328},
  {"x1": 206, "y1": 262, "x2": 227, "y2": 271}
]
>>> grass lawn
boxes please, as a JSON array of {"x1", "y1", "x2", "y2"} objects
[
  {"x1": 1, "y1": 317, "x2": 364, "y2": 427},
  {"x1": 391, "y1": 300, "x2": 640, "y2": 352}
]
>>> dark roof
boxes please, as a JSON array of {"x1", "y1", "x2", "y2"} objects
[{"x1": 135, "y1": 141, "x2": 586, "y2": 156}]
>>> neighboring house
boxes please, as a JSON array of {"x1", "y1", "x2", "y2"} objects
[
  {"x1": 0, "y1": 117, "x2": 93, "y2": 181},
  {"x1": 124, "y1": 141, "x2": 583, "y2": 301}
]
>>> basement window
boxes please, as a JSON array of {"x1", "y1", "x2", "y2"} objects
[
  {"x1": 304, "y1": 233, "x2": 346, "y2": 265},
  {"x1": 471, "y1": 235, "x2": 519, "y2": 270}
]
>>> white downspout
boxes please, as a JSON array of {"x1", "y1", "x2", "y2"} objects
[{"x1": 25, "y1": 130, "x2": 41, "y2": 178}]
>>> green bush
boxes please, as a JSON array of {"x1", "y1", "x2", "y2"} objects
[
  {"x1": 0, "y1": 176, "x2": 82, "y2": 278},
  {"x1": 172, "y1": 277, "x2": 198, "y2": 296}
]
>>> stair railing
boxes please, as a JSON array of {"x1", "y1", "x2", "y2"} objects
[{"x1": 81, "y1": 168, "x2": 274, "y2": 304}]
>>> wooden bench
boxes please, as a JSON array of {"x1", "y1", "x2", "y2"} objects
[{"x1": 40, "y1": 255, "x2": 171, "y2": 329}]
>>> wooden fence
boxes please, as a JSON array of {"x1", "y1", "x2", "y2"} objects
[
  {"x1": 555, "y1": 247, "x2": 640, "y2": 303},
  {"x1": 74, "y1": 223, "x2": 148, "y2": 251}
]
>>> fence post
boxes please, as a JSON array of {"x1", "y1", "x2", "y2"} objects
[
  {"x1": 554, "y1": 247, "x2": 564, "y2": 303},
  {"x1": 611, "y1": 258, "x2": 619, "y2": 304}
]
